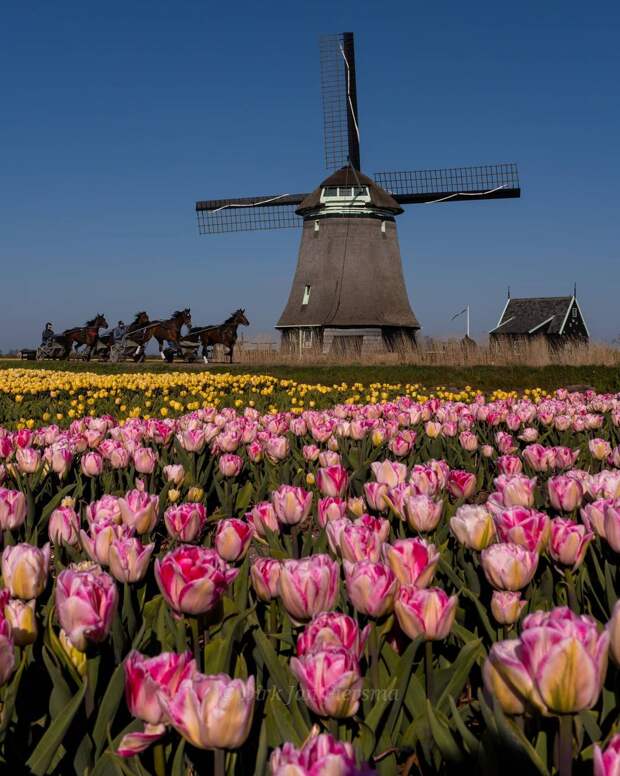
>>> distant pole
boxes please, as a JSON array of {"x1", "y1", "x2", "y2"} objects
[{"x1": 466, "y1": 305, "x2": 470, "y2": 338}]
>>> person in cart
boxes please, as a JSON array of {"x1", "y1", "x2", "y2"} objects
[
  {"x1": 41, "y1": 322, "x2": 55, "y2": 346},
  {"x1": 112, "y1": 320, "x2": 126, "y2": 343}
]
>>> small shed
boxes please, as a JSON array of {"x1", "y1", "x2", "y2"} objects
[{"x1": 489, "y1": 294, "x2": 589, "y2": 348}]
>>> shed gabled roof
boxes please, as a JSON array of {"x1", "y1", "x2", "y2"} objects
[{"x1": 489, "y1": 296, "x2": 575, "y2": 335}]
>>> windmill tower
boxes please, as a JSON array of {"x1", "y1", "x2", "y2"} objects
[{"x1": 196, "y1": 33, "x2": 521, "y2": 355}]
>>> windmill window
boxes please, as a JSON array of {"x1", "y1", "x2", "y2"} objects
[
  {"x1": 323, "y1": 187, "x2": 339, "y2": 197},
  {"x1": 302, "y1": 285, "x2": 311, "y2": 305},
  {"x1": 572, "y1": 307, "x2": 577, "y2": 318}
]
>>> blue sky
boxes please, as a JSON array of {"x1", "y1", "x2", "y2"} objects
[{"x1": 1, "y1": 0, "x2": 619, "y2": 350}]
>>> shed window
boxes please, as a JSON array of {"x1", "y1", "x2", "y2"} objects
[{"x1": 302, "y1": 285, "x2": 311, "y2": 305}]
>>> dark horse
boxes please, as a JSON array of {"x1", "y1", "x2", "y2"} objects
[
  {"x1": 189, "y1": 309, "x2": 249, "y2": 364},
  {"x1": 60, "y1": 314, "x2": 108, "y2": 360},
  {"x1": 149, "y1": 309, "x2": 192, "y2": 358},
  {"x1": 106, "y1": 312, "x2": 154, "y2": 362}
]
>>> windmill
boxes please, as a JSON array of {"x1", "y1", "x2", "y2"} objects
[{"x1": 196, "y1": 32, "x2": 520, "y2": 355}]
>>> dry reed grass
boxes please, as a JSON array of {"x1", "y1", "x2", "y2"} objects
[{"x1": 232, "y1": 338, "x2": 620, "y2": 368}]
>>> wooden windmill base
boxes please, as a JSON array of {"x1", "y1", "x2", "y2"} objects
[{"x1": 279, "y1": 326, "x2": 417, "y2": 357}]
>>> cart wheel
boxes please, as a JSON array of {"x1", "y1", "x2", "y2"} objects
[{"x1": 36, "y1": 348, "x2": 45, "y2": 361}]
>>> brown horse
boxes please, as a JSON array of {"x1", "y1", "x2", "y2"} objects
[
  {"x1": 189, "y1": 309, "x2": 249, "y2": 364},
  {"x1": 149, "y1": 309, "x2": 192, "y2": 358},
  {"x1": 60, "y1": 314, "x2": 108, "y2": 360}
]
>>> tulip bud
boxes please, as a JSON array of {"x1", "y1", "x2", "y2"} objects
[
  {"x1": 296, "y1": 612, "x2": 369, "y2": 660},
  {"x1": 450, "y1": 504, "x2": 495, "y2": 550},
  {"x1": 480, "y1": 543, "x2": 539, "y2": 591},
  {"x1": 278, "y1": 555, "x2": 339, "y2": 623},
  {"x1": 270, "y1": 731, "x2": 368, "y2": 776},
  {"x1": 109, "y1": 537, "x2": 155, "y2": 583},
  {"x1": 48, "y1": 506, "x2": 80, "y2": 546},
  {"x1": 163, "y1": 464, "x2": 185, "y2": 485},
  {"x1": 56, "y1": 564, "x2": 118, "y2": 651},
  {"x1": 250, "y1": 557, "x2": 281, "y2": 601},
  {"x1": 59, "y1": 628, "x2": 87, "y2": 676},
  {"x1": 344, "y1": 560, "x2": 398, "y2": 618},
  {"x1": 594, "y1": 734, "x2": 620, "y2": 776},
  {"x1": 186, "y1": 486, "x2": 204, "y2": 502},
  {"x1": 271, "y1": 484, "x2": 312, "y2": 526},
  {"x1": 490, "y1": 591, "x2": 526, "y2": 626},
  {"x1": 394, "y1": 586, "x2": 458, "y2": 641},
  {"x1": 382, "y1": 538, "x2": 439, "y2": 588},
  {"x1": 4, "y1": 598, "x2": 37, "y2": 646},
  {"x1": 548, "y1": 517, "x2": 593, "y2": 568},
  {"x1": 214, "y1": 518, "x2": 254, "y2": 562},
  {"x1": 119, "y1": 489, "x2": 159, "y2": 535},
  {"x1": 164, "y1": 502, "x2": 207, "y2": 543},
  {"x1": 0, "y1": 487, "x2": 27, "y2": 530},
  {"x1": 161, "y1": 673, "x2": 255, "y2": 749},
  {"x1": 607, "y1": 599, "x2": 620, "y2": 666},
  {"x1": 291, "y1": 649, "x2": 362, "y2": 718},
  {"x1": 2, "y1": 543, "x2": 50, "y2": 599}
]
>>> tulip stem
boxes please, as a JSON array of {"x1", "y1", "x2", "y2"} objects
[
  {"x1": 190, "y1": 617, "x2": 200, "y2": 664},
  {"x1": 369, "y1": 624, "x2": 380, "y2": 689},
  {"x1": 558, "y1": 715, "x2": 573, "y2": 776},
  {"x1": 214, "y1": 748, "x2": 226, "y2": 776},
  {"x1": 153, "y1": 743, "x2": 166, "y2": 776},
  {"x1": 565, "y1": 570, "x2": 579, "y2": 613},
  {"x1": 425, "y1": 641, "x2": 434, "y2": 700}
]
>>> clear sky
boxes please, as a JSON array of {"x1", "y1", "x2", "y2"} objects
[{"x1": 1, "y1": 0, "x2": 619, "y2": 351}]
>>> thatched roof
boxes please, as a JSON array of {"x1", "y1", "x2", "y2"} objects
[
  {"x1": 490, "y1": 296, "x2": 574, "y2": 336},
  {"x1": 296, "y1": 166, "x2": 403, "y2": 215}
]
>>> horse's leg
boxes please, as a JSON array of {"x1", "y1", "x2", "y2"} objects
[
  {"x1": 156, "y1": 336, "x2": 165, "y2": 359},
  {"x1": 229, "y1": 342, "x2": 234, "y2": 364},
  {"x1": 201, "y1": 336, "x2": 209, "y2": 364}
]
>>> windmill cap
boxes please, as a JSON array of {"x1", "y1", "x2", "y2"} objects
[{"x1": 296, "y1": 166, "x2": 403, "y2": 215}]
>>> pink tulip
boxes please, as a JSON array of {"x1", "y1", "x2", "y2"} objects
[
  {"x1": 163, "y1": 464, "x2": 185, "y2": 485},
  {"x1": 317, "y1": 497, "x2": 347, "y2": 527},
  {"x1": 86, "y1": 494, "x2": 121, "y2": 525},
  {"x1": 344, "y1": 560, "x2": 399, "y2": 618},
  {"x1": 2, "y1": 543, "x2": 50, "y2": 599},
  {"x1": 271, "y1": 484, "x2": 312, "y2": 526},
  {"x1": 264, "y1": 435, "x2": 290, "y2": 463},
  {"x1": 246, "y1": 440, "x2": 262, "y2": 462},
  {"x1": 80, "y1": 521, "x2": 133, "y2": 566},
  {"x1": 354, "y1": 513, "x2": 390, "y2": 542},
  {"x1": 590, "y1": 438, "x2": 612, "y2": 461},
  {"x1": 394, "y1": 586, "x2": 457, "y2": 641},
  {"x1": 133, "y1": 447, "x2": 158, "y2": 474},
  {"x1": 493, "y1": 474, "x2": 536, "y2": 508},
  {"x1": 486, "y1": 607, "x2": 609, "y2": 715},
  {"x1": 270, "y1": 732, "x2": 368, "y2": 776},
  {"x1": 296, "y1": 612, "x2": 370, "y2": 660},
  {"x1": 594, "y1": 734, "x2": 620, "y2": 776},
  {"x1": 214, "y1": 518, "x2": 254, "y2": 562},
  {"x1": 0, "y1": 597, "x2": 15, "y2": 685},
  {"x1": 450, "y1": 504, "x2": 495, "y2": 550},
  {"x1": 246, "y1": 501, "x2": 279, "y2": 536},
  {"x1": 552, "y1": 446, "x2": 580, "y2": 470},
  {"x1": 155, "y1": 546, "x2": 238, "y2": 616},
  {"x1": 490, "y1": 591, "x2": 526, "y2": 625},
  {"x1": 109, "y1": 445, "x2": 131, "y2": 469},
  {"x1": 316, "y1": 465, "x2": 349, "y2": 498},
  {"x1": 496, "y1": 455, "x2": 523, "y2": 475},
  {"x1": 164, "y1": 502, "x2": 207, "y2": 542},
  {"x1": 447, "y1": 470, "x2": 476, "y2": 500},
  {"x1": 493, "y1": 506, "x2": 550, "y2": 552},
  {"x1": 548, "y1": 517, "x2": 593, "y2": 568},
  {"x1": 119, "y1": 489, "x2": 159, "y2": 535},
  {"x1": 46, "y1": 443, "x2": 73, "y2": 478},
  {"x1": 0, "y1": 487, "x2": 27, "y2": 530},
  {"x1": 80, "y1": 451, "x2": 103, "y2": 477},
  {"x1": 160, "y1": 672, "x2": 255, "y2": 749},
  {"x1": 218, "y1": 453, "x2": 243, "y2": 477},
  {"x1": 580, "y1": 498, "x2": 613, "y2": 538},
  {"x1": 548, "y1": 474, "x2": 584, "y2": 511},
  {"x1": 402, "y1": 494, "x2": 443, "y2": 532},
  {"x1": 176, "y1": 427, "x2": 206, "y2": 453},
  {"x1": 55, "y1": 563, "x2": 118, "y2": 651},
  {"x1": 290, "y1": 648, "x2": 362, "y2": 718},
  {"x1": 363, "y1": 481, "x2": 389, "y2": 511},
  {"x1": 388, "y1": 431, "x2": 414, "y2": 457},
  {"x1": 278, "y1": 555, "x2": 339, "y2": 622},
  {"x1": 250, "y1": 557, "x2": 281, "y2": 601},
  {"x1": 370, "y1": 460, "x2": 407, "y2": 488},
  {"x1": 16, "y1": 447, "x2": 41, "y2": 474},
  {"x1": 382, "y1": 538, "x2": 439, "y2": 588},
  {"x1": 109, "y1": 537, "x2": 155, "y2": 583},
  {"x1": 339, "y1": 522, "x2": 383, "y2": 563},
  {"x1": 318, "y1": 450, "x2": 341, "y2": 467},
  {"x1": 409, "y1": 462, "x2": 447, "y2": 496},
  {"x1": 608, "y1": 599, "x2": 620, "y2": 666},
  {"x1": 604, "y1": 503, "x2": 620, "y2": 552},
  {"x1": 123, "y1": 650, "x2": 196, "y2": 724},
  {"x1": 459, "y1": 431, "x2": 478, "y2": 452},
  {"x1": 523, "y1": 444, "x2": 555, "y2": 472},
  {"x1": 480, "y1": 543, "x2": 539, "y2": 591},
  {"x1": 302, "y1": 444, "x2": 320, "y2": 462},
  {"x1": 325, "y1": 518, "x2": 350, "y2": 555},
  {"x1": 48, "y1": 506, "x2": 80, "y2": 546}
]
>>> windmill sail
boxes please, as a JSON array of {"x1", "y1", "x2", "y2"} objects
[
  {"x1": 320, "y1": 32, "x2": 361, "y2": 171},
  {"x1": 374, "y1": 163, "x2": 520, "y2": 204},
  {"x1": 195, "y1": 194, "x2": 306, "y2": 234}
]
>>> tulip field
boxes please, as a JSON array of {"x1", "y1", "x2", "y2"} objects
[{"x1": 0, "y1": 369, "x2": 619, "y2": 774}]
